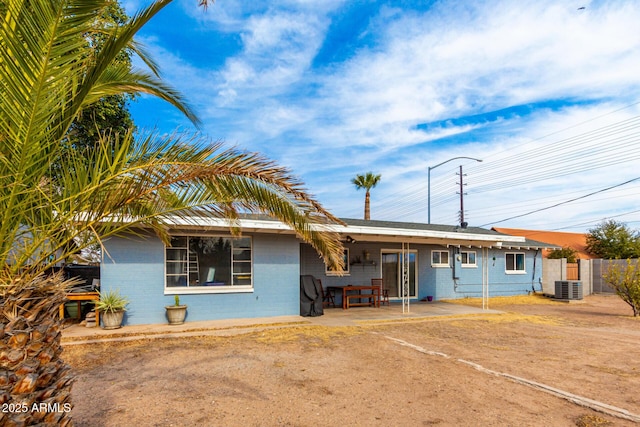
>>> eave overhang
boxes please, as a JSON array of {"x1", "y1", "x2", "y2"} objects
[{"x1": 163, "y1": 215, "x2": 550, "y2": 249}]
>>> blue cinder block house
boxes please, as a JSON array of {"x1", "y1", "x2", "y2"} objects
[{"x1": 100, "y1": 215, "x2": 553, "y2": 325}]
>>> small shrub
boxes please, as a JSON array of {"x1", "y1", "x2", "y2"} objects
[
  {"x1": 547, "y1": 246, "x2": 578, "y2": 263},
  {"x1": 603, "y1": 259, "x2": 640, "y2": 317}
]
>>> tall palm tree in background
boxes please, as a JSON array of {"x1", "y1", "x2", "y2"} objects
[
  {"x1": 352, "y1": 172, "x2": 381, "y2": 220},
  {"x1": 0, "y1": 0, "x2": 343, "y2": 424}
]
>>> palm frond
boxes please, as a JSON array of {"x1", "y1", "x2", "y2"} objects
[
  {"x1": 86, "y1": 65, "x2": 200, "y2": 126},
  {"x1": 0, "y1": 0, "x2": 344, "y2": 279},
  {"x1": 44, "y1": 130, "x2": 345, "y2": 272}
]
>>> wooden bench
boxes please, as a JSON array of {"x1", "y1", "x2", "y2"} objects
[
  {"x1": 59, "y1": 292, "x2": 100, "y2": 326},
  {"x1": 339, "y1": 285, "x2": 381, "y2": 309},
  {"x1": 345, "y1": 292, "x2": 377, "y2": 309}
]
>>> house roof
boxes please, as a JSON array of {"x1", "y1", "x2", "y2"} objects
[
  {"x1": 164, "y1": 213, "x2": 556, "y2": 249},
  {"x1": 491, "y1": 227, "x2": 593, "y2": 259}
]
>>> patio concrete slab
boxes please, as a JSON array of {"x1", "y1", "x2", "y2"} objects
[{"x1": 61, "y1": 301, "x2": 501, "y2": 345}]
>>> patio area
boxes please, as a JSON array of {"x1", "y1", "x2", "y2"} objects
[{"x1": 61, "y1": 301, "x2": 501, "y2": 345}]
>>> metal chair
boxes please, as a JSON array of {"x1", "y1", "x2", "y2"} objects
[{"x1": 371, "y1": 278, "x2": 389, "y2": 306}]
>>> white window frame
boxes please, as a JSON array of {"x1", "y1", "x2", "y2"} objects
[
  {"x1": 431, "y1": 250, "x2": 449, "y2": 267},
  {"x1": 461, "y1": 250, "x2": 477, "y2": 267},
  {"x1": 326, "y1": 248, "x2": 350, "y2": 276},
  {"x1": 505, "y1": 252, "x2": 526, "y2": 274},
  {"x1": 164, "y1": 234, "x2": 253, "y2": 295}
]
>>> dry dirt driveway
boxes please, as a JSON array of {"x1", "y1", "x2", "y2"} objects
[{"x1": 65, "y1": 295, "x2": 640, "y2": 426}]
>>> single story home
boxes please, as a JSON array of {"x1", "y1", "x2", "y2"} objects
[{"x1": 100, "y1": 215, "x2": 554, "y2": 325}]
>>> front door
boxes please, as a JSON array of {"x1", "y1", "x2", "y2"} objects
[{"x1": 381, "y1": 250, "x2": 417, "y2": 299}]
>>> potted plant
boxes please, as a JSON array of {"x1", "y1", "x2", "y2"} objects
[
  {"x1": 165, "y1": 295, "x2": 187, "y2": 325},
  {"x1": 94, "y1": 289, "x2": 129, "y2": 329}
]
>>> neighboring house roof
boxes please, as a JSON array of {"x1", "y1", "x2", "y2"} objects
[
  {"x1": 161, "y1": 213, "x2": 556, "y2": 249},
  {"x1": 491, "y1": 227, "x2": 593, "y2": 259}
]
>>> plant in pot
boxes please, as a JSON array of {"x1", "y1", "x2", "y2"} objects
[
  {"x1": 165, "y1": 295, "x2": 187, "y2": 325},
  {"x1": 94, "y1": 289, "x2": 129, "y2": 329}
]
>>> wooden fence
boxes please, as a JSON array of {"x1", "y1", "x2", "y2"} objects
[{"x1": 566, "y1": 263, "x2": 579, "y2": 280}]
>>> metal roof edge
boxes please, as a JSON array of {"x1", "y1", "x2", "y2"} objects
[
  {"x1": 325, "y1": 223, "x2": 526, "y2": 243},
  {"x1": 164, "y1": 215, "x2": 528, "y2": 244}
]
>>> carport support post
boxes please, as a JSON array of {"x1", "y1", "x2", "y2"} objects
[
  {"x1": 482, "y1": 247, "x2": 489, "y2": 310},
  {"x1": 402, "y1": 242, "x2": 410, "y2": 313}
]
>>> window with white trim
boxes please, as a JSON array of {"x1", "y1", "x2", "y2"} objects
[
  {"x1": 505, "y1": 252, "x2": 525, "y2": 274},
  {"x1": 326, "y1": 249, "x2": 349, "y2": 276},
  {"x1": 461, "y1": 251, "x2": 476, "y2": 267},
  {"x1": 166, "y1": 235, "x2": 252, "y2": 289},
  {"x1": 431, "y1": 250, "x2": 449, "y2": 267}
]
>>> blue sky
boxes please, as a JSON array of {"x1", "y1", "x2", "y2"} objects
[{"x1": 126, "y1": 0, "x2": 640, "y2": 232}]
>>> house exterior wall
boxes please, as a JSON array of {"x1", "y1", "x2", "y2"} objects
[
  {"x1": 300, "y1": 243, "x2": 544, "y2": 302},
  {"x1": 427, "y1": 248, "x2": 543, "y2": 299},
  {"x1": 101, "y1": 228, "x2": 546, "y2": 325},
  {"x1": 300, "y1": 242, "x2": 431, "y2": 301},
  {"x1": 300, "y1": 242, "x2": 393, "y2": 288},
  {"x1": 101, "y1": 232, "x2": 300, "y2": 325}
]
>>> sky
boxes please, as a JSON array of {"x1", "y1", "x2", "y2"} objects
[{"x1": 124, "y1": 0, "x2": 640, "y2": 232}]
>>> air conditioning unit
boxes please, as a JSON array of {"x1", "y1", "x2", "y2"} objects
[{"x1": 554, "y1": 281, "x2": 583, "y2": 300}]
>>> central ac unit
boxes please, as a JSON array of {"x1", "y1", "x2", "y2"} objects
[{"x1": 554, "y1": 281, "x2": 583, "y2": 300}]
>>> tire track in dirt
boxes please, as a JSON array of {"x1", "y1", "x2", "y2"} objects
[{"x1": 383, "y1": 334, "x2": 640, "y2": 424}]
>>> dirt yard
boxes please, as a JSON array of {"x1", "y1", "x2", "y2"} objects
[{"x1": 64, "y1": 295, "x2": 640, "y2": 426}]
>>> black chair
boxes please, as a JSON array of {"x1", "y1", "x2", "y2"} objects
[{"x1": 319, "y1": 279, "x2": 336, "y2": 308}]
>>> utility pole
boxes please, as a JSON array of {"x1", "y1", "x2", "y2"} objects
[
  {"x1": 457, "y1": 165, "x2": 467, "y2": 228},
  {"x1": 427, "y1": 156, "x2": 482, "y2": 224}
]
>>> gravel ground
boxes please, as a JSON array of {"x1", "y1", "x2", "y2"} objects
[{"x1": 65, "y1": 294, "x2": 640, "y2": 426}]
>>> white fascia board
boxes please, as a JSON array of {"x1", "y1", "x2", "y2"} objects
[
  {"x1": 167, "y1": 215, "x2": 526, "y2": 245},
  {"x1": 325, "y1": 223, "x2": 526, "y2": 244},
  {"x1": 166, "y1": 215, "x2": 293, "y2": 233}
]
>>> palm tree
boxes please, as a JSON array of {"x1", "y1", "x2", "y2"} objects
[
  {"x1": 0, "y1": 1, "x2": 343, "y2": 424},
  {"x1": 352, "y1": 172, "x2": 381, "y2": 220}
]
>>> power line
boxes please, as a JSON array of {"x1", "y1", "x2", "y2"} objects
[
  {"x1": 471, "y1": 185, "x2": 640, "y2": 218},
  {"x1": 368, "y1": 102, "x2": 640, "y2": 225},
  {"x1": 466, "y1": 100, "x2": 640, "y2": 165},
  {"x1": 550, "y1": 208, "x2": 640, "y2": 231},
  {"x1": 429, "y1": 116, "x2": 640, "y2": 197},
  {"x1": 479, "y1": 177, "x2": 640, "y2": 228}
]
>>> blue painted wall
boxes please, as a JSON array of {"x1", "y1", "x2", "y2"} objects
[
  {"x1": 101, "y1": 232, "x2": 300, "y2": 325},
  {"x1": 102, "y1": 234, "x2": 544, "y2": 325},
  {"x1": 301, "y1": 242, "x2": 430, "y2": 302},
  {"x1": 425, "y1": 248, "x2": 544, "y2": 299},
  {"x1": 301, "y1": 243, "x2": 543, "y2": 302}
]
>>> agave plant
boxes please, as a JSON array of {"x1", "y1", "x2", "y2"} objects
[
  {"x1": 0, "y1": 0, "x2": 344, "y2": 424},
  {"x1": 93, "y1": 289, "x2": 129, "y2": 314}
]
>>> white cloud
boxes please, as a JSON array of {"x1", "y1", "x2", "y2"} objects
[{"x1": 134, "y1": 0, "x2": 640, "y2": 231}]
